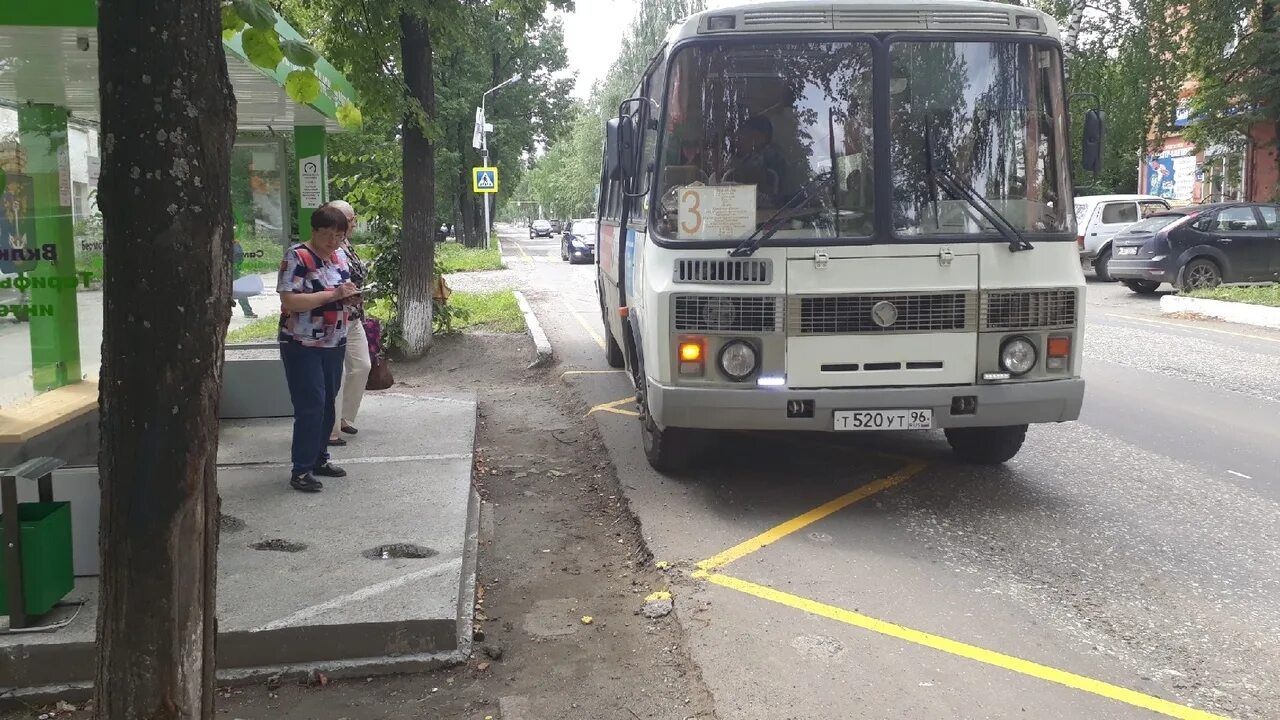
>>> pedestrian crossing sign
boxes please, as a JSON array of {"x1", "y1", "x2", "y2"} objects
[{"x1": 473, "y1": 167, "x2": 498, "y2": 194}]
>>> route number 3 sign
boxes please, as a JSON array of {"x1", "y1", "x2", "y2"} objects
[{"x1": 677, "y1": 185, "x2": 756, "y2": 240}]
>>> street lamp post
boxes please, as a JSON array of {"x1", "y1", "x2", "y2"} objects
[{"x1": 480, "y1": 73, "x2": 520, "y2": 249}]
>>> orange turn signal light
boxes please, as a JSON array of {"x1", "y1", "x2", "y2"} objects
[
  {"x1": 1047, "y1": 336, "x2": 1071, "y2": 358},
  {"x1": 678, "y1": 341, "x2": 703, "y2": 363}
]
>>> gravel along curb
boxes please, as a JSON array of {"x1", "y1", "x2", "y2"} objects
[
  {"x1": 1160, "y1": 294, "x2": 1280, "y2": 330},
  {"x1": 513, "y1": 290, "x2": 554, "y2": 368}
]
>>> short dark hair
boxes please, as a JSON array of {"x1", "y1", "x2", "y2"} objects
[
  {"x1": 743, "y1": 115, "x2": 773, "y2": 141},
  {"x1": 311, "y1": 205, "x2": 349, "y2": 233}
]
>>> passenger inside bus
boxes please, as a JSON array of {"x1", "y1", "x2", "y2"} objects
[{"x1": 722, "y1": 115, "x2": 787, "y2": 205}]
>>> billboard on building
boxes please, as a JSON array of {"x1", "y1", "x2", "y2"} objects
[{"x1": 1146, "y1": 147, "x2": 1197, "y2": 201}]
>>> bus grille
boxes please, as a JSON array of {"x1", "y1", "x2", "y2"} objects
[
  {"x1": 674, "y1": 258, "x2": 772, "y2": 285},
  {"x1": 981, "y1": 289, "x2": 1078, "y2": 331},
  {"x1": 673, "y1": 295, "x2": 782, "y2": 334},
  {"x1": 791, "y1": 292, "x2": 975, "y2": 335}
]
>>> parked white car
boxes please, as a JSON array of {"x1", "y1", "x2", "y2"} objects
[{"x1": 1074, "y1": 194, "x2": 1171, "y2": 281}]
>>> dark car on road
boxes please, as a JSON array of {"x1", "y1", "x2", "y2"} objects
[
  {"x1": 560, "y1": 218, "x2": 597, "y2": 264},
  {"x1": 1109, "y1": 202, "x2": 1280, "y2": 294},
  {"x1": 530, "y1": 219, "x2": 553, "y2": 238}
]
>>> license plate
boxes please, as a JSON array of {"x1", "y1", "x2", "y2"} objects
[
  {"x1": 1116, "y1": 246, "x2": 1138, "y2": 256},
  {"x1": 834, "y1": 409, "x2": 933, "y2": 431}
]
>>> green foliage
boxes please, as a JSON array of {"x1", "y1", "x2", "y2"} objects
[
  {"x1": 503, "y1": 0, "x2": 706, "y2": 220},
  {"x1": 233, "y1": 0, "x2": 278, "y2": 29},
  {"x1": 1020, "y1": 0, "x2": 1183, "y2": 193},
  {"x1": 221, "y1": 5, "x2": 246, "y2": 39},
  {"x1": 285, "y1": 69, "x2": 322, "y2": 104},
  {"x1": 1173, "y1": 2, "x2": 1279, "y2": 195},
  {"x1": 336, "y1": 102, "x2": 363, "y2": 130},
  {"x1": 242, "y1": 27, "x2": 284, "y2": 69},
  {"x1": 281, "y1": 38, "x2": 321, "y2": 67}
]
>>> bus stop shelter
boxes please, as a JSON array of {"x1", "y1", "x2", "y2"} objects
[{"x1": 0, "y1": 0, "x2": 355, "y2": 416}]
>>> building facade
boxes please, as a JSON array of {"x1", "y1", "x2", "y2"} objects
[{"x1": 1140, "y1": 84, "x2": 1278, "y2": 205}]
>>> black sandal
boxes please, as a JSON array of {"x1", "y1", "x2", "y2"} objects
[
  {"x1": 327, "y1": 436, "x2": 347, "y2": 446},
  {"x1": 341, "y1": 423, "x2": 358, "y2": 435}
]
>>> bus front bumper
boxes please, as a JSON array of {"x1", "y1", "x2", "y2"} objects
[{"x1": 647, "y1": 379, "x2": 1084, "y2": 431}]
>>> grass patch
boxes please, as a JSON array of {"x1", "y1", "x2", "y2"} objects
[
  {"x1": 367, "y1": 291, "x2": 522, "y2": 334},
  {"x1": 450, "y1": 290, "x2": 523, "y2": 332},
  {"x1": 226, "y1": 316, "x2": 279, "y2": 343},
  {"x1": 436, "y1": 242, "x2": 504, "y2": 274},
  {"x1": 1187, "y1": 284, "x2": 1280, "y2": 307}
]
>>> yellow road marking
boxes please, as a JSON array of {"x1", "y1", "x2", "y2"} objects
[
  {"x1": 505, "y1": 238, "x2": 532, "y2": 262},
  {"x1": 701, "y1": 572, "x2": 1227, "y2": 720},
  {"x1": 1105, "y1": 313, "x2": 1279, "y2": 344},
  {"x1": 587, "y1": 396, "x2": 638, "y2": 418},
  {"x1": 563, "y1": 301, "x2": 607, "y2": 350},
  {"x1": 692, "y1": 463, "x2": 1230, "y2": 719},
  {"x1": 695, "y1": 462, "x2": 927, "y2": 573}
]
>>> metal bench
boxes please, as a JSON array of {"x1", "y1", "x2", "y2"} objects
[{"x1": 2, "y1": 456, "x2": 66, "y2": 629}]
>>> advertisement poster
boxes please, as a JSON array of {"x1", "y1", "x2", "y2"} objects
[
  {"x1": 1, "y1": 174, "x2": 38, "y2": 275},
  {"x1": 1146, "y1": 148, "x2": 1198, "y2": 201}
]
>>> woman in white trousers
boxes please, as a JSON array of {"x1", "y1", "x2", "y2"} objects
[{"x1": 326, "y1": 200, "x2": 371, "y2": 444}]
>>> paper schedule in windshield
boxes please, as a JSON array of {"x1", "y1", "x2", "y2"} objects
[{"x1": 677, "y1": 184, "x2": 757, "y2": 240}]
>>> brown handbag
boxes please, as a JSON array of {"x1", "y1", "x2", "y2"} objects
[{"x1": 366, "y1": 355, "x2": 394, "y2": 391}]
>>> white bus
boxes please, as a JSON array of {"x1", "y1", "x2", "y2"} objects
[{"x1": 596, "y1": 0, "x2": 1099, "y2": 472}]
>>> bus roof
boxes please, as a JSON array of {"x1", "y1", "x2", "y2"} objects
[{"x1": 664, "y1": 0, "x2": 1061, "y2": 45}]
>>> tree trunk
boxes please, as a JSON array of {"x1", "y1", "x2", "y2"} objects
[
  {"x1": 1063, "y1": 0, "x2": 1087, "y2": 72},
  {"x1": 94, "y1": 1, "x2": 234, "y2": 718},
  {"x1": 455, "y1": 122, "x2": 479, "y2": 248},
  {"x1": 399, "y1": 11, "x2": 436, "y2": 357},
  {"x1": 458, "y1": 166, "x2": 478, "y2": 247}
]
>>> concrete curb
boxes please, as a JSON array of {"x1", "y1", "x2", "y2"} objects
[
  {"x1": 1160, "y1": 294, "x2": 1280, "y2": 330},
  {"x1": 513, "y1": 290, "x2": 554, "y2": 368}
]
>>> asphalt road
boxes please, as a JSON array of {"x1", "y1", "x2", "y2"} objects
[{"x1": 497, "y1": 225, "x2": 1279, "y2": 720}]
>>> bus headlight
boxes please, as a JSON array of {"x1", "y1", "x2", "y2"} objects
[
  {"x1": 718, "y1": 340, "x2": 758, "y2": 381},
  {"x1": 999, "y1": 337, "x2": 1037, "y2": 376}
]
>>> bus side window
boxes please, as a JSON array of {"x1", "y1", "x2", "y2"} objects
[{"x1": 627, "y1": 54, "x2": 668, "y2": 229}]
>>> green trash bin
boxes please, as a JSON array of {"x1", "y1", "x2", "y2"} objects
[{"x1": 0, "y1": 502, "x2": 74, "y2": 618}]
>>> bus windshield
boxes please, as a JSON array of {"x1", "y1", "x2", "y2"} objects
[
  {"x1": 653, "y1": 38, "x2": 1071, "y2": 243},
  {"x1": 655, "y1": 41, "x2": 876, "y2": 241},
  {"x1": 889, "y1": 41, "x2": 1071, "y2": 237}
]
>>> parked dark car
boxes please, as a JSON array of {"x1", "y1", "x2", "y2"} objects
[
  {"x1": 1109, "y1": 202, "x2": 1280, "y2": 294},
  {"x1": 560, "y1": 218, "x2": 597, "y2": 264}
]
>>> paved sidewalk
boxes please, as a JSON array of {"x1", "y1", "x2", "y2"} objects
[{"x1": 0, "y1": 390, "x2": 479, "y2": 699}]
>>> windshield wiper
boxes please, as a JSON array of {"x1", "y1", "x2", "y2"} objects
[
  {"x1": 729, "y1": 171, "x2": 833, "y2": 258},
  {"x1": 923, "y1": 119, "x2": 1034, "y2": 252}
]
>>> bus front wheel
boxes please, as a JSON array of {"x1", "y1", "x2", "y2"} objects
[
  {"x1": 944, "y1": 425, "x2": 1027, "y2": 465},
  {"x1": 634, "y1": 357, "x2": 695, "y2": 473}
]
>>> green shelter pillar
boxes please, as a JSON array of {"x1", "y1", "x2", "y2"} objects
[
  {"x1": 294, "y1": 126, "x2": 327, "y2": 241},
  {"x1": 19, "y1": 103, "x2": 80, "y2": 392}
]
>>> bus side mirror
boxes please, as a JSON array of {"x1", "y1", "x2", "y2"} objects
[
  {"x1": 605, "y1": 115, "x2": 638, "y2": 182},
  {"x1": 1082, "y1": 109, "x2": 1104, "y2": 174}
]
